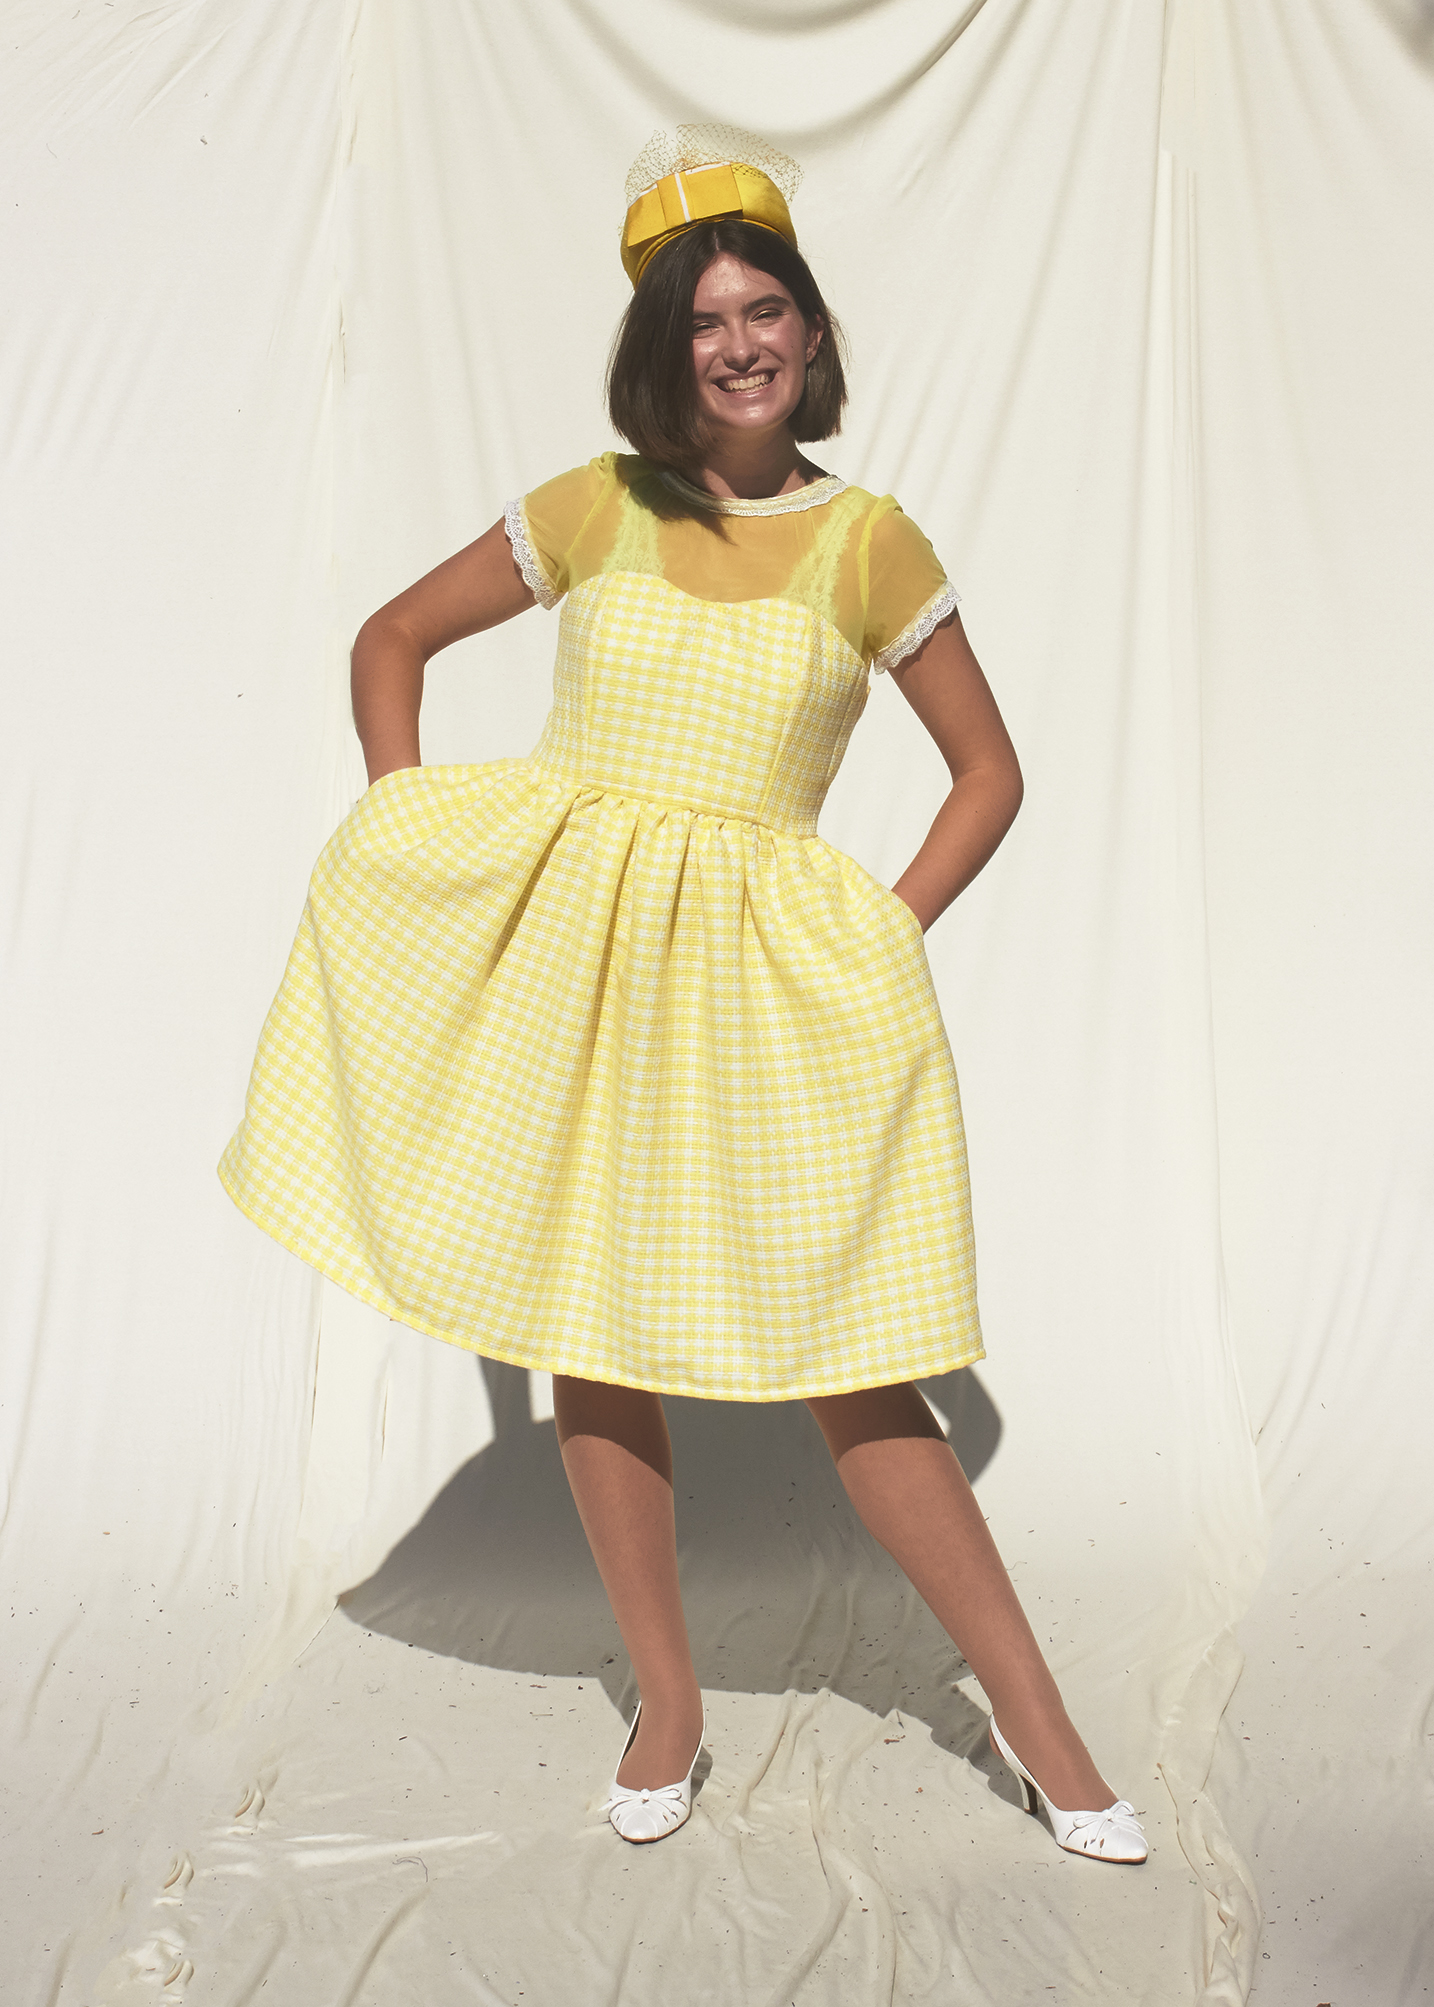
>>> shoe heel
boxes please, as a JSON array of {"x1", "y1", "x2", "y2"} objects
[
  {"x1": 989, "y1": 1717, "x2": 1039, "y2": 1815},
  {"x1": 988, "y1": 1715, "x2": 1149, "y2": 1864}
]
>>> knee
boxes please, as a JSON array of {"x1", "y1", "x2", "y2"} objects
[
  {"x1": 552, "y1": 1374, "x2": 670, "y2": 1468},
  {"x1": 805, "y1": 1382, "x2": 945, "y2": 1464}
]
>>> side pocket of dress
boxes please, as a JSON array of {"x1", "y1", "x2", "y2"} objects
[
  {"x1": 339, "y1": 763, "x2": 424, "y2": 863},
  {"x1": 361, "y1": 764, "x2": 420, "y2": 801},
  {"x1": 882, "y1": 883, "x2": 926, "y2": 946},
  {"x1": 863, "y1": 872, "x2": 927, "y2": 952}
]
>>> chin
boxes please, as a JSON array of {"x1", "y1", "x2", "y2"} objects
[{"x1": 707, "y1": 396, "x2": 799, "y2": 430}]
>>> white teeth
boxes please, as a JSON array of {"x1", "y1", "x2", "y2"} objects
[{"x1": 719, "y1": 373, "x2": 773, "y2": 392}]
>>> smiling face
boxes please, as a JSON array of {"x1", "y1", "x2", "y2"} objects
[{"x1": 690, "y1": 252, "x2": 824, "y2": 443}]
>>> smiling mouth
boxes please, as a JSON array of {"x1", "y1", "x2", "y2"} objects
[{"x1": 717, "y1": 372, "x2": 775, "y2": 393}]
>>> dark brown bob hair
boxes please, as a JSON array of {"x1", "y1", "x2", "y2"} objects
[{"x1": 606, "y1": 219, "x2": 848, "y2": 473}]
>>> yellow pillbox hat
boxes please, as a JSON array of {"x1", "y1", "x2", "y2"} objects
[{"x1": 620, "y1": 127, "x2": 802, "y2": 289}]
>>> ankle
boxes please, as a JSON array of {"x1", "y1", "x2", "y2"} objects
[
  {"x1": 634, "y1": 1686, "x2": 703, "y2": 1731},
  {"x1": 616, "y1": 1688, "x2": 706, "y2": 1792},
  {"x1": 990, "y1": 1711, "x2": 1113, "y2": 1812},
  {"x1": 634, "y1": 1672, "x2": 702, "y2": 1709}
]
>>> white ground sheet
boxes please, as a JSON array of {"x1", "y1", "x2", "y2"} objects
[{"x1": 3, "y1": 3, "x2": 1432, "y2": 2002}]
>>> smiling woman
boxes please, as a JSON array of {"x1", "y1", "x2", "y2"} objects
[
  {"x1": 219, "y1": 124, "x2": 1146, "y2": 1875},
  {"x1": 606, "y1": 219, "x2": 847, "y2": 478}
]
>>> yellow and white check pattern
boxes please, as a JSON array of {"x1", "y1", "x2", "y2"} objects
[{"x1": 220, "y1": 569, "x2": 983, "y2": 1399}]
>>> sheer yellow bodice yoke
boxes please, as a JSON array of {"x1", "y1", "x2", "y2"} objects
[{"x1": 220, "y1": 454, "x2": 983, "y2": 1399}]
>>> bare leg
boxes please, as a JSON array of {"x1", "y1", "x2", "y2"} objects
[
  {"x1": 553, "y1": 1375, "x2": 705, "y2": 1790},
  {"x1": 806, "y1": 1382, "x2": 1115, "y2": 1811}
]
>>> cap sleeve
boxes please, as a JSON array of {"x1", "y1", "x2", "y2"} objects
[
  {"x1": 860, "y1": 499, "x2": 961, "y2": 673},
  {"x1": 504, "y1": 456, "x2": 613, "y2": 609}
]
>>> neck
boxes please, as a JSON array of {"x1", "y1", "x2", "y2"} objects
[{"x1": 690, "y1": 428, "x2": 815, "y2": 502}]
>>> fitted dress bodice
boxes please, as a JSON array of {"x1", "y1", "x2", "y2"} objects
[{"x1": 530, "y1": 572, "x2": 871, "y2": 837}]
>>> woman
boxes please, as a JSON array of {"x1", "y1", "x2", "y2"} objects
[{"x1": 220, "y1": 131, "x2": 1146, "y2": 1862}]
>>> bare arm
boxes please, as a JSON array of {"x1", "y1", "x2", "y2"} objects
[
  {"x1": 350, "y1": 517, "x2": 538, "y2": 784},
  {"x1": 887, "y1": 612, "x2": 1024, "y2": 931}
]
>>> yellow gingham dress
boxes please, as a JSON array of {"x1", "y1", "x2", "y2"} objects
[{"x1": 219, "y1": 455, "x2": 984, "y2": 1398}]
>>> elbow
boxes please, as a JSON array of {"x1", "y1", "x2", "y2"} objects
[
  {"x1": 969, "y1": 750, "x2": 1022, "y2": 836},
  {"x1": 350, "y1": 613, "x2": 427, "y2": 711},
  {"x1": 350, "y1": 612, "x2": 383, "y2": 677},
  {"x1": 1004, "y1": 757, "x2": 1024, "y2": 828},
  {"x1": 352, "y1": 608, "x2": 400, "y2": 662},
  {"x1": 352, "y1": 605, "x2": 424, "y2": 660}
]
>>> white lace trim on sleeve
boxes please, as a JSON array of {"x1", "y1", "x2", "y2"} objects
[
  {"x1": 504, "y1": 498, "x2": 562, "y2": 610},
  {"x1": 871, "y1": 578, "x2": 961, "y2": 675}
]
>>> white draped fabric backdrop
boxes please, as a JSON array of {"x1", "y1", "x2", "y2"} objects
[{"x1": 2, "y1": 2, "x2": 1431, "y2": 2002}]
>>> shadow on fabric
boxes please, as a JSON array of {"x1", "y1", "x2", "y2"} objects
[{"x1": 340, "y1": 1358, "x2": 1004, "y2": 1769}]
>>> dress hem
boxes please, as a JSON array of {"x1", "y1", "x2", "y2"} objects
[{"x1": 218, "y1": 1166, "x2": 986, "y2": 1403}]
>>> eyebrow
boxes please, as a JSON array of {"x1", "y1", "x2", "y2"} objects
[{"x1": 692, "y1": 293, "x2": 791, "y2": 319}]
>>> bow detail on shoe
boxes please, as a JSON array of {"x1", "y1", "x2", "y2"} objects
[
  {"x1": 603, "y1": 1701, "x2": 707, "y2": 1845},
  {"x1": 604, "y1": 1779, "x2": 694, "y2": 1842},
  {"x1": 1062, "y1": 1800, "x2": 1146, "y2": 1856}
]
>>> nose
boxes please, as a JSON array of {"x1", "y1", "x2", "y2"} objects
[{"x1": 720, "y1": 325, "x2": 761, "y2": 373}]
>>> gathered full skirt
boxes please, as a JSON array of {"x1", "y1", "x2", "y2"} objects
[{"x1": 219, "y1": 759, "x2": 983, "y2": 1399}]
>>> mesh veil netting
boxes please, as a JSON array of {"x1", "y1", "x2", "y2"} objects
[{"x1": 623, "y1": 125, "x2": 803, "y2": 205}]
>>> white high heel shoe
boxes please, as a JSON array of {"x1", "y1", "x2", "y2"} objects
[
  {"x1": 988, "y1": 1718, "x2": 1148, "y2": 1863},
  {"x1": 603, "y1": 1700, "x2": 707, "y2": 1844}
]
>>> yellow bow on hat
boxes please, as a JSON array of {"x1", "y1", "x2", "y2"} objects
[{"x1": 621, "y1": 159, "x2": 797, "y2": 287}]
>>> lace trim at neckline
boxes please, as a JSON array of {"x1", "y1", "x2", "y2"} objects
[{"x1": 656, "y1": 470, "x2": 848, "y2": 517}]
